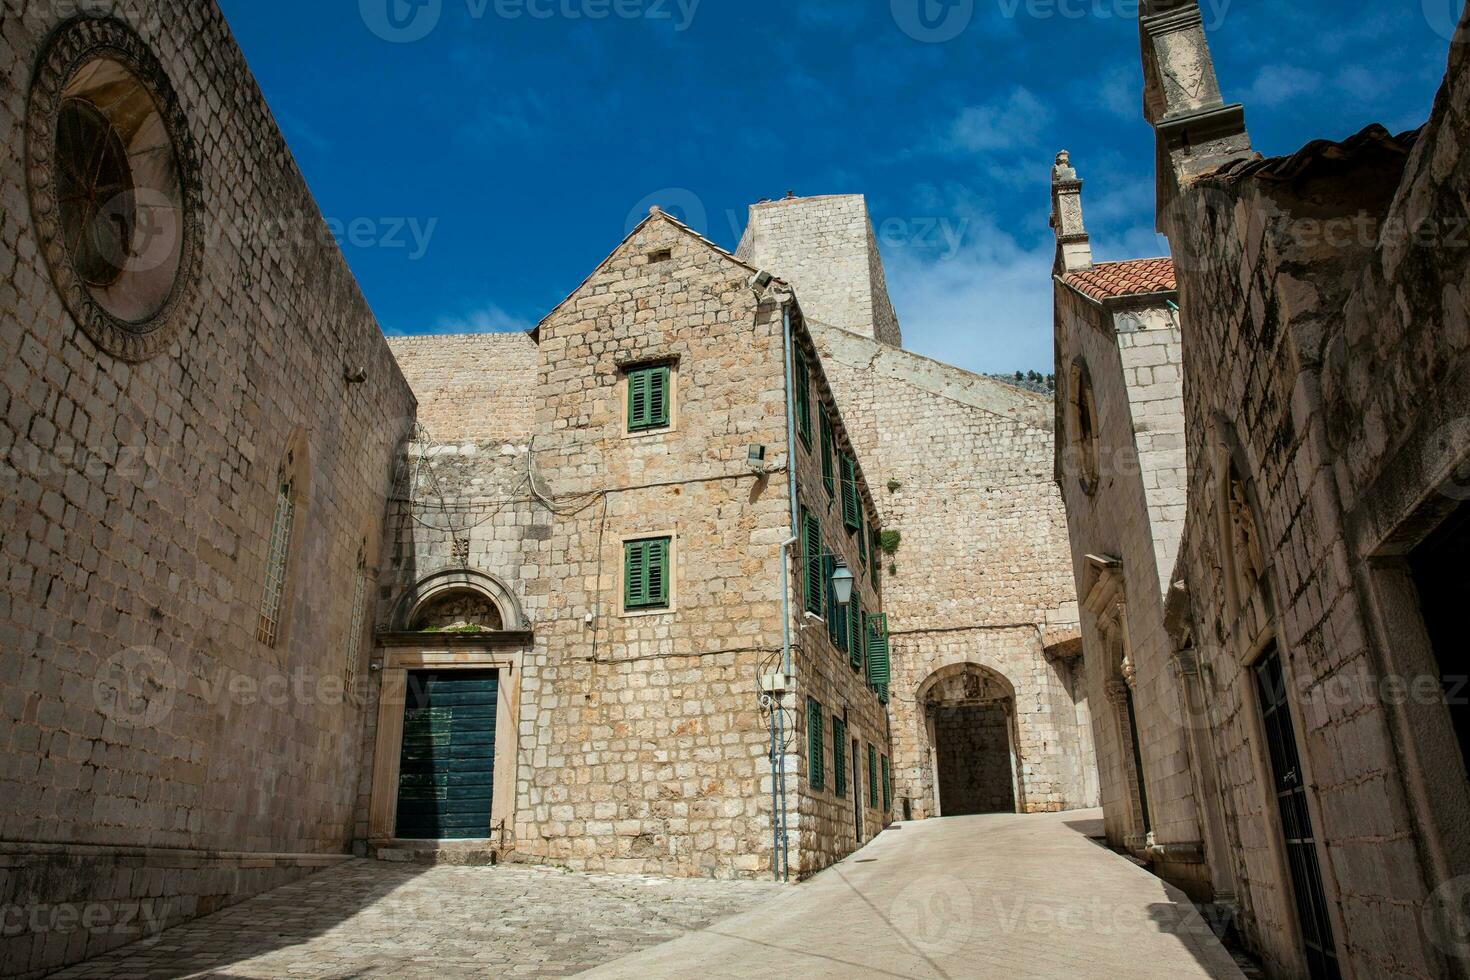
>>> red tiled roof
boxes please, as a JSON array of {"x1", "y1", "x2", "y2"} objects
[{"x1": 1063, "y1": 257, "x2": 1176, "y2": 302}]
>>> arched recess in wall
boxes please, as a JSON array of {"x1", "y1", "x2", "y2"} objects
[
  {"x1": 1210, "y1": 415, "x2": 1270, "y2": 618},
  {"x1": 389, "y1": 568, "x2": 529, "y2": 633},
  {"x1": 256, "y1": 427, "x2": 312, "y2": 649},
  {"x1": 916, "y1": 662, "x2": 1024, "y2": 815},
  {"x1": 1066, "y1": 358, "x2": 1102, "y2": 495}
]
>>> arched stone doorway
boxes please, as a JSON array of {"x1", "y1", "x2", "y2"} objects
[{"x1": 918, "y1": 663, "x2": 1020, "y2": 816}]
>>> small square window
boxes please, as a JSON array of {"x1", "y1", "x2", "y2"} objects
[
  {"x1": 647, "y1": 248, "x2": 672, "y2": 264},
  {"x1": 626, "y1": 364, "x2": 671, "y2": 433},
  {"x1": 624, "y1": 536, "x2": 671, "y2": 610}
]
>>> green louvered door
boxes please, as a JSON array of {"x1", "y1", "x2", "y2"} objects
[{"x1": 396, "y1": 672, "x2": 498, "y2": 839}]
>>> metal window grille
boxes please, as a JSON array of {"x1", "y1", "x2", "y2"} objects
[
  {"x1": 344, "y1": 570, "x2": 367, "y2": 701},
  {"x1": 256, "y1": 479, "x2": 295, "y2": 646}
]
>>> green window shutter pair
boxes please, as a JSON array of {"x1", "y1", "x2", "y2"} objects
[
  {"x1": 803, "y1": 510, "x2": 823, "y2": 617},
  {"x1": 867, "y1": 612, "x2": 890, "y2": 690},
  {"x1": 881, "y1": 755, "x2": 890, "y2": 811},
  {"x1": 820, "y1": 411, "x2": 835, "y2": 498},
  {"x1": 624, "y1": 537, "x2": 671, "y2": 610},
  {"x1": 848, "y1": 598, "x2": 863, "y2": 670},
  {"x1": 840, "y1": 455, "x2": 860, "y2": 530},
  {"x1": 628, "y1": 365, "x2": 671, "y2": 431},
  {"x1": 868, "y1": 744, "x2": 878, "y2": 808},
  {"x1": 832, "y1": 716, "x2": 847, "y2": 797},
  {"x1": 794, "y1": 347, "x2": 812, "y2": 446},
  {"x1": 807, "y1": 697, "x2": 824, "y2": 790}
]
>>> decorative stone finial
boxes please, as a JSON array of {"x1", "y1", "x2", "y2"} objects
[{"x1": 1049, "y1": 150, "x2": 1092, "y2": 274}]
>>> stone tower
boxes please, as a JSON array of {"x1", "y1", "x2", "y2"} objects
[{"x1": 736, "y1": 195, "x2": 902, "y2": 347}]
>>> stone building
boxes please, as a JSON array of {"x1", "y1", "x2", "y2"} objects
[
  {"x1": 1049, "y1": 157, "x2": 1234, "y2": 904},
  {"x1": 1051, "y1": 1, "x2": 1470, "y2": 977},
  {"x1": 0, "y1": 3, "x2": 417, "y2": 976},
  {"x1": 0, "y1": 4, "x2": 1100, "y2": 977},
  {"x1": 363, "y1": 210, "x2": 894, "y2": 885},
  {"x1": 739, "y1": 196, "x2": 1094, "y2": 821}
]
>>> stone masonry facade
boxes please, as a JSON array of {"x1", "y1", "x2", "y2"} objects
[
  {"x1": 1051, "y1": 2, "x2": 1470, "y2": 977},
  {"x1": 740, "y1": 197, "x2": 1093, "y2": 822},
  {"x1": 0, "y1": 2, "x2": 416, "y2": 976},
  {"x1": 2, "y1": 4, "x2": 1103, "y2": 978}
]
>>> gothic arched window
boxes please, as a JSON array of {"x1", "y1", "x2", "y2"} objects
[{"x1": 1067, "y1": 360, "x2": 1101, "y2": 494}]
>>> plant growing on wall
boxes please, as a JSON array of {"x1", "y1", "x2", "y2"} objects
[{"x1": 879, "y1": 529, "x2": 901, "y2": 555}]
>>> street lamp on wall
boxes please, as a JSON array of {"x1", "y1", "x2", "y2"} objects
[{"x1": 831, "y1": 560, "x2": 855, "y2": 607}]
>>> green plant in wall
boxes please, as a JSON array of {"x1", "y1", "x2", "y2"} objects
[
  {"x1": 886, "y1": 479, "x2": 901, "y2": 493},
  {"x1": 879, "y1": 529, "x2": 901, "y2": 555}
]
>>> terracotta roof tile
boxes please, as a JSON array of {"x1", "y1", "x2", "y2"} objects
[{"x1": 1062, "y1": 257, "x2": 1176, "y2": 302}]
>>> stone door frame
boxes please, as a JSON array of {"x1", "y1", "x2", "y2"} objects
[{"x1": 368, "y1": 642, "x2": 525, "y2": 845}]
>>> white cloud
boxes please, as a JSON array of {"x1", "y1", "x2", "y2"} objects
[
  {"x1": 1244, "y1": 65, "x2": 1323, "y2": 108},
  {"x1": 400, "y1": 302, "x2": 535, "y2": 336},
  {"x1": 942, "y1": 87, "x2": 1053, "y2": 154},
  {"x1": 1094, "y1": 66, "x2": 1140, "y2": 121},
  {"x1": 880, "y1": 185, "x2": 1057, "y2": 375}
]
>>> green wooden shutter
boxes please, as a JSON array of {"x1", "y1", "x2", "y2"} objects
[
  {"x1": 849, "y1": 597, "x2": 862, "y2": 670},
  {"x1": 827, "y1": 554, "x2": 847, "y2": 652},
  {"x1": 807, "y1": 698, "x2": 824, "y2": 790},
  {"x1": 841, "y1": 455, "x2": 860, "y2": 529},
  {"x1": 647, "y1": 537, "x2": 669, "y2": 606},
  {"x1": 803, "y1": 510, "x2": 822, "y2": 616},
  {"x1": 794, "y1": 347, "x2": 811, "y2": 446},
  {"x1": 820, "y1": 411, "x2": 834, "y2": 497},
  {"x1": 867, "y1": 612, "x2": 890, "y2": 689},
  {"x1": 832, "y1": 715, "x2": 847, "y2": 797},
  {"x1": 624, "y1": 538, "x2": 670, "y2": 610},
  {"x1": 628, "y1": 366, "x2": 670, "y2": 431},
  {"x1": 868, "y1": 744, "x2": 878, "y2": 808},
  {"x1": 867, "y1": 522, "x2": 879, "y2": 578},
  {"x1": 858, "y1": 518, "x2": 869, "y2": 571},
  {"x1": 881, "y1": 755, "x2": 890, "y2": 811},
  {"x1": 625, "y1": 540, "x2": 646, "y2": 608}
]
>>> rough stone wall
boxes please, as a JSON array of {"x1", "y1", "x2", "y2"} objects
[
  {"x1": 0, "y1": 3, "x2": 416, "y2": 976},
  {"x1": 736, "y1": 196, "x2": 902, "y2": 347},
  {"x1": 809, "y1": 325, "x2": 1089, "y2": 819},
  {"x1": 1151, "y1": 10, "x2": 1470, "y2": 978},
  {"x1": 389, "y1": 332, "x2": 539, "y2": 443},
  {"x1": 786, "y1": 313, "x2": 892, "y2": 876},
  {"x1": 1052, "y1": 283, "x2": 1207, "y2": 895},
  {"x1": 933, "y1": 703, "x2": 1015, "y2": 815}
]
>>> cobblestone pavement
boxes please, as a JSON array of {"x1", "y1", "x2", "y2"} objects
[
  {"x1": 585, "y1": 809, "x2": 1246, "y2": 980},
  {"x1": 51, "y1": 811, "x2": 1246, "y2": 979},
  {"x1": 47, "y1": 861, "x2": 785, "y2": 978}
]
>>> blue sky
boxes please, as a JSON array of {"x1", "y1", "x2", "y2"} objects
[{"x1": 215, "y1": 0, "x2": 1458, "y2": 374}]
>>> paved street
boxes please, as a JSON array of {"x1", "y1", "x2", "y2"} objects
[
  {"x1": 51, "y1": 810, "x2": 1244, "y2": 979},
  {"x1": 585, "y1": 810, "x2": 1245, "y2": 979}
]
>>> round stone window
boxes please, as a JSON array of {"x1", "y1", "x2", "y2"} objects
[{"x1": 27, "y1": 19, "x2": 200, "y2": 361}]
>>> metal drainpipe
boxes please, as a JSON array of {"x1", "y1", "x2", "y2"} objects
[{"x1": 775, "y1": 297, "x2": 801, "y2": 880}]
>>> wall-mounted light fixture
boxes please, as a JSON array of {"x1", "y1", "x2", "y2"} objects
[
  {"x1": 747, "y1": 444, "x2": 767, "y2": 472},
  {"x1": 831, "y1": 560, "x2": 855, "y2": 607}
]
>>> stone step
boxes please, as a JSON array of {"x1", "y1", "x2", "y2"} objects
[{"x1": 368, "y1": 840, "x2": 506, "y2": 866}]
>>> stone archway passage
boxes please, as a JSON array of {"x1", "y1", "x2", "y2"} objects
[
  {"x1": 934, "y1": 702, "x2": 1016, "y2": 815},
  {"x1": 918, "y1": 662, "x2": 1022, "y2": 816}
]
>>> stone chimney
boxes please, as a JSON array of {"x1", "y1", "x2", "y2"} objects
[
  {"x1": 1138, "y1": 0, "x2": 1252, "y2": 228},
  {"x1": 1050, "y1": 151, "x2": 1093, "y2": 275}
]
